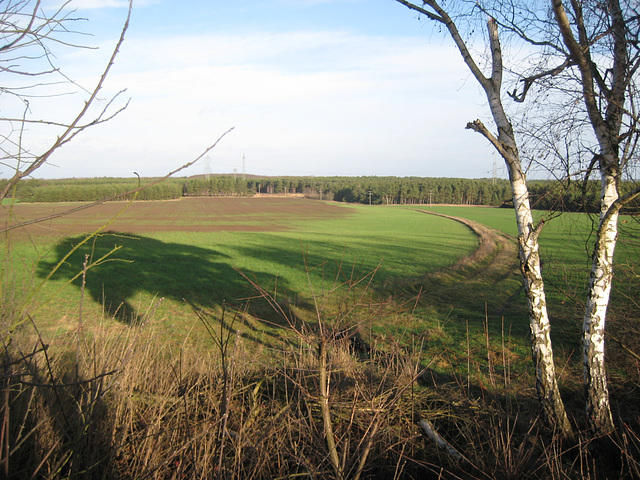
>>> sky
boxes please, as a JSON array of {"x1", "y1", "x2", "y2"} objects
[{"x1": 4, "y1": 0, "x2": 506, "y2": 179}]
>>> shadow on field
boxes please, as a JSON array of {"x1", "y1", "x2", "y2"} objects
[{"x1": 36, "y1": 232, "x2": 307, "y2": 337}]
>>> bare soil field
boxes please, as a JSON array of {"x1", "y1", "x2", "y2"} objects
[{"x1": 2, "y1": 196, "x2": 354, "y2": 237}]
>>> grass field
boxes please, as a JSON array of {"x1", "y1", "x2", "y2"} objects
[
  {"x1": 3, "y1": 197, "x2": 640, "y2": 479},
  {"x1": 5, "y1": 198, "x2": 638, "y2": 364},
  {"x1": 415, "y1": 205, "x2": 640, "y2": 378},
  {"x1": 3, "y1": 197, "x2": 480, "y2": 343},
  {"x1": 422, "y1": 205, "x2": 640, "y2": 323}
]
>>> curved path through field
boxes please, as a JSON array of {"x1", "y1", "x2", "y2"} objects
[{"x1": 410, "y1": 209, "x2": 521, "y2": 315}]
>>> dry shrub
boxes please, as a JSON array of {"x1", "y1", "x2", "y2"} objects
[
  {"x1": 1, "y1": 268, "x2": 640, "y2": 479},
  {"x1": 0, "y1": 308, "x2": 435, "y2": 479}
]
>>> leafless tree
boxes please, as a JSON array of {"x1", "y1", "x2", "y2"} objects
[
  {"x1": 395, "y1": 0, "x2": 640, "y2": 438},
  {"x1": 0, "y1": 1, "x2": 235, "y2": 235},
  {"x1": 395, "y1": 0, "x2": 574, "y2": 438},
  {"x1": 549, "y1": 0, "x2": 640, "y2": 435},
  {"x1": 478, "y1": 0, "x2": 640, "y2": 435},
  {"x1": 0, "y1": 0, "x2": 131, "y2": 201}
]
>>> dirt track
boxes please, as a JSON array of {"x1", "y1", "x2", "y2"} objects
[
  {"x1": 415, "y1": 209, "x2": 516, "y2": 273},
  {"x1": 411, "y1": 209, "x2": 521, "y2": 314}
]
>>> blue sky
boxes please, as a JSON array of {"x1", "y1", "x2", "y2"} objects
[{"x1": 15, "y1": 0, "x2": 504, "y2": 179}]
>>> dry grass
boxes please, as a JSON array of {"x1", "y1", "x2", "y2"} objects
[
  {"x1": 2, "y1": 281, "x2": 640, "y2": 480},
  {"x1": 1, "y1": 313, "x2": 431, "y2": 479}
]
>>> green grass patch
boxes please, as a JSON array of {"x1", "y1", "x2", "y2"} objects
[
  {"x1": 7, "y1": 203, "x2": 477, "y2": 340},
  {"x1": 415, "y1": 205, "x2": 640, "y2": 372}
]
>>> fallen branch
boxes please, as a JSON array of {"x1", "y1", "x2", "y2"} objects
[{"x1": 419, "y1": 418, "x2": 469, "y2": 464}]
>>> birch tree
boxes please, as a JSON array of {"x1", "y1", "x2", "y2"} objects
[
  {"x1": 548, "y1": 0, "x2": 640, "y2": 434},
  {"x1": 396, "y1": 0, "x2": 640, "y2": 438},
  {"x1": 394, "y1": 0, "x2": 574, "y2": 438}
]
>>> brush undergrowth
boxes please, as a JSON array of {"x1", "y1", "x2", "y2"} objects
[{"x1": 2, "y1": 257, "x2": 640, "y2": 480}]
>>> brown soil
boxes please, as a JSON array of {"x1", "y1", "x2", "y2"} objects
[{"x1": 2, "y1": 196, "x2": 353, "y2": 238}]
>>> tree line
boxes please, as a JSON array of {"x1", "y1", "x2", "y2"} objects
[
  {"x1": 3, "y1": 175, "x2": 638, "y2": 212},
  {"x1": 3, "y1": 177, "x2": 185, "y2": 203},
  {"x1": 184, "y1": 175, "x2": 514, "y2": 205}
]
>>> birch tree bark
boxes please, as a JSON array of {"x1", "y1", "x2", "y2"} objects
[
  {"x1": 551, "y1": 0, "x2": 640, "y2": 435},
  {"x1": 394, "y1": 0, "x2": 573, "y2": 438}
]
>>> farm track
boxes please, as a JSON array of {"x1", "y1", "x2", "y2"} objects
[{"x1": 409, "y1": 209, "x2": 522, "y2": 316}]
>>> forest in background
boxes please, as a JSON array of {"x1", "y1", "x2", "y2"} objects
[{"x1": 2, "y1": 175, "x2": 639, "y2": 212}]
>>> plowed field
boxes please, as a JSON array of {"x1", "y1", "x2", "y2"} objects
[{"x1": 3, "y1": 197, "x2": 354, "y2": 237}]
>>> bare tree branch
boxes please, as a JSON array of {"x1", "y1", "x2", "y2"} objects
[
  {"x1": 509, "y1": 57, "x2": 575, "y2": 102},
  {"x1": 0, "y1": 127, "x2": 235, "y2": 234},
  {"x1": 0, "y1": 0, "x2": 42, "y2": 53},
  {"x1": 1, "y1": 0, "x2": 133, "y2": 201}
]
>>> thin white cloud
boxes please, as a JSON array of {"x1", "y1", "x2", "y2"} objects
[{"x1": 26, "y1": 26, "x2": 493, "y2": 178}]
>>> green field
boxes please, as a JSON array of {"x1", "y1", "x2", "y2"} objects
[
  {"x1": 424, "y1": 205, "x2": 640, "y2": 313},
  {"x1": 4, "y1": 199, "x2": 480, "y2": 342},
  {"x1": 4, "y1": 198, "x2": 639, "y2": 374}
]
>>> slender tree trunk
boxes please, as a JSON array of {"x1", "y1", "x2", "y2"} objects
[
  {"x1": 477, "y1": 47, "x2": 575, "y2": 438},
  {"x1": 552, "y1": 0, "x2": 627, "y2": 435},
  {"x1": 467, "y1": 108, "x2": 573, "y2": 438},
  {"x1": 468, "y1": 119, "x2": 573, "y2": 436},
  {"x1": 583, "y1": 167, "x2": 618, "y2": 434},
  {"x1": 510, "y1": 159, "x2": 574, "y2": 437},
  {"x1": 394, "y1": 1, "x2": 573, "y2": 436},
  {"x1": 473, "y1": 23, "x2": 575, "y2": 436}
]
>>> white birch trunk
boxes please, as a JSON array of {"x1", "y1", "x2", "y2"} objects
[
  {"x1": 583, "y1": 168, "x2": 617, "y2": 433},
  {"x1": 551, "y1": 0, "x2": 626, "y2": 436},
  {"x1": 510, "y1": 168, "x2": 573, "y2": 436},
  {"x1": 394, "y1": 0, "x2": 573, "y2": 437},
  {"x1": 462, "y1": 17, "x2": 574, "y2": 438}
]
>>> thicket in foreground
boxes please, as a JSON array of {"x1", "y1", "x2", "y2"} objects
[{"x1": 2, "y1": 274, "x2": 640, "y2": 479}]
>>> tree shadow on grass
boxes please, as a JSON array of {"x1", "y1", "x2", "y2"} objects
[
  {"x1": 36, "y1": 229, "x2": 539, "y2": 360},
  {"x1": 35, "y1": 232, "x2": 309, "y2": 346}
]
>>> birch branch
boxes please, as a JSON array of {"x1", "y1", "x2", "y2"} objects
[{"x1": 465, "y1": 119, "x2": 511, "y2": 160}]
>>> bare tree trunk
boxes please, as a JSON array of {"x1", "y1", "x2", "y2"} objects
[
  {"x1": 551, "y1": 0, "x2": 632, "y2": 434},
  {"x1": 469, "y1": 120, "x2": 573, "y2": 437},
  {"x1": 465, "y1": 19, "x2": 573, "y2": 437},
  {"x1": 583, "y1": 168, "x2": 618, "y2": 434},
  {"x1": 512, "y1": 172, "x2": 574, "y2": 436},
  {"x1": 394, "y1": 0, "x2": 573, "y2": 438}
]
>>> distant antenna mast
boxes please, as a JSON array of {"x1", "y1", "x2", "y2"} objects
[
  {"x1": 242, "y1": 153, "x2": 246, "y2": 180},
  {"x1": 204, "y1": 155, "x2": 211, "y2": 181}
]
